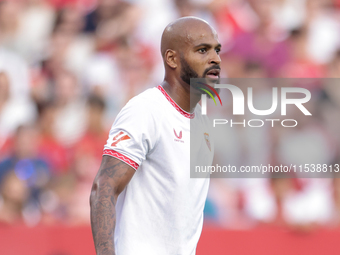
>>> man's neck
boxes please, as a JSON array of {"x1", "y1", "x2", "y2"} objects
[{"x1": 161, "y1": 79, "x2": 201, "y2": 113}]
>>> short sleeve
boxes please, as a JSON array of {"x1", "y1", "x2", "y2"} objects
[{"x1": 103, "y1": 97, "x2": 159, "y2": 170}]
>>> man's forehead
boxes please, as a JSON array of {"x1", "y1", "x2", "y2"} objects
[
  {"x1": 161, "y1": 17, "x2": 219, "y2": 56},
  {"x1": 185, "y1": 26, "x2": 219, "y2": 46}
]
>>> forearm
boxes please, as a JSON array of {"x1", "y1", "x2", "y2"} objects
[
  {"x1": 90, "y1": 181, "x2": 117, "y2": 255},
  {"x1": 90, "y1": 155, "x2": 136, "y2": 254}
]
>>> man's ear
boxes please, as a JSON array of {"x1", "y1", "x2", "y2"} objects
[{"x1": 165, "y1": 49, "x2": 178, "y2": 69}]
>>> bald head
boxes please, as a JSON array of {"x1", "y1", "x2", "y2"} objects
[
  {"x1": 160, "y1": 16, "x2": 221, "y2": 87},
  {"x1": 161, "y1": 17, "x2": 217, "y2": 59}
]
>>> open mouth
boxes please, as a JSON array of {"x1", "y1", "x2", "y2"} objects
[{"x1": 206, "y1": 69, "x2": 220, "y2": 79}]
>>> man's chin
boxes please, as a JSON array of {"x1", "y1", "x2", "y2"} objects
[
  {"x1": 203, "y1": 76, "x2": 220, "y2": 86},
  {"x1": 188, "y1": 76, "x2": 220, "y2": 95}
]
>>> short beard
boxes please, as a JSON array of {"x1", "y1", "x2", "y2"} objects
[
  {"x1": 179, "y1": 55, "x2": 221, "y2": 97},
  {"x1": 180, "y1": 56, "x2": 199, "y2": 85}
]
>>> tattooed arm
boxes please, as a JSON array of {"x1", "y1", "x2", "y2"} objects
[{"x1": 90, "y1": 155, "x2": 136, "y2": 255}]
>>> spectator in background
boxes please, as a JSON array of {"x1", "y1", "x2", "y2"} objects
[
  {"x1": 0, "y1": 171, "x2": 29, "y2": 225},
  {"x1": 0, "y1": 71, "x2": 36, "y2": 155},
  {"x1": 0, "y1": 125, "x2": 50, "y2": 188},
  {"x1": 84, "y1": 0, "x2": 141, "y2": 51},
  {"x1": 0, "y1": 0, "x2": 21, "y2": 52},
  {"x1": 51, "y1": 5, "x2": 94, "y2": 77},
  {"x1": 37, "y1": 101, "x2": 69, "y2": 176},
  {"x1": 113, "y1": 41, "x2": 156, "y2": 102},
  {"x1": 74, "y1": 95, "x2": 108, "y2": 169},
  {"x1": 52, "y1": 70, "x2": 87, "y2": 148},
  {"x1": 0, "y1": 0, "x2": 55, "y2": 65},
  {"x1": 0, "y1": 125, "x2": 51, "y2": 226}
]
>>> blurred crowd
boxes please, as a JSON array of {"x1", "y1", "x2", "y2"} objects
[{"x1": 0, "y1": 0, "x2": 340, "y2": 230}]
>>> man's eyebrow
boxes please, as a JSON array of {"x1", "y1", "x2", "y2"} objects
[{"x1": 194, "y1": 43, "x2": 222, "y2": 48}]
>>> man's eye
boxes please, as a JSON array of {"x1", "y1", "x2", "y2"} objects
[
  {"x1": 215, "y1": 48, "x2": 221, "y2": 54},
  {"x1": 198, "y1": 48, "x2": 207, "y2": 53}
]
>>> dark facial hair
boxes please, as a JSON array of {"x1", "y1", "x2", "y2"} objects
[
  {"x1": 180, "y1": 56, "x2": 221, "y2": 100},
  {"x1": 180, "y1": 56, "x2": 199, "y2": 85},
  {"x1": 180, "y1": 56, "x2": 220, "y2": 85}
]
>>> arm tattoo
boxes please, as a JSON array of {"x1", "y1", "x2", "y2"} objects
[
  {"x1": 90, "y1": 158, "x2": 130, "y2": 255},
  {"x1": 99, "y1": 162, "x2": 127, "y2": 178}
]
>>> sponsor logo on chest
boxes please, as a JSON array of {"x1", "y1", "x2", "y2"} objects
[{"x1": 173, "y1": 129, "x2": 184, "y2": 143}]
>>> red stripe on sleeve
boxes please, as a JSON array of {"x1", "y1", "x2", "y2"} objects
[{"x1": 103, "y1": 149, "x2": 139, "y2": 170}]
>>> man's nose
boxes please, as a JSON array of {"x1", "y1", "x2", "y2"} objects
[{"x1": 209, "y1": 51, "x2": 221, "y2": 65}]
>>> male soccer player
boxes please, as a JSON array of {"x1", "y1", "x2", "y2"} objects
[{"x1": 90, "y1": 16, "x2": 221, "y2": 255}]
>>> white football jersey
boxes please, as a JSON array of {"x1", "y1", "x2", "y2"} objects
[{"x1": 103, "y1": 85, "x2": 214, "y2": 255}]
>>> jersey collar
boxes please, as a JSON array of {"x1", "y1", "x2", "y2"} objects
[{"x1": 157, "y1": 85, "x2": 195, "y2": 119}]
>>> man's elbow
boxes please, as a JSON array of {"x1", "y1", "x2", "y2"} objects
[{"x1": 89, "y1": 178, "x2": 118, "y2": 208}]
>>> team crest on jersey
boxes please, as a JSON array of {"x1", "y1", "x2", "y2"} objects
[
  {"x1": 204, "y1": 133, "x2": 211, "y2": 151},
  {"x1": 111, "y1": 131, "x2": 131, "y2": 147}
]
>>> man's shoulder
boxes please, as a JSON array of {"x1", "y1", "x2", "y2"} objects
[
  {"x1": 129, "y1": 86, "x2": 160, "y2": 103},
  {"x1": 118, "y1": 87, "x2": 164, "y2": 118}
]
